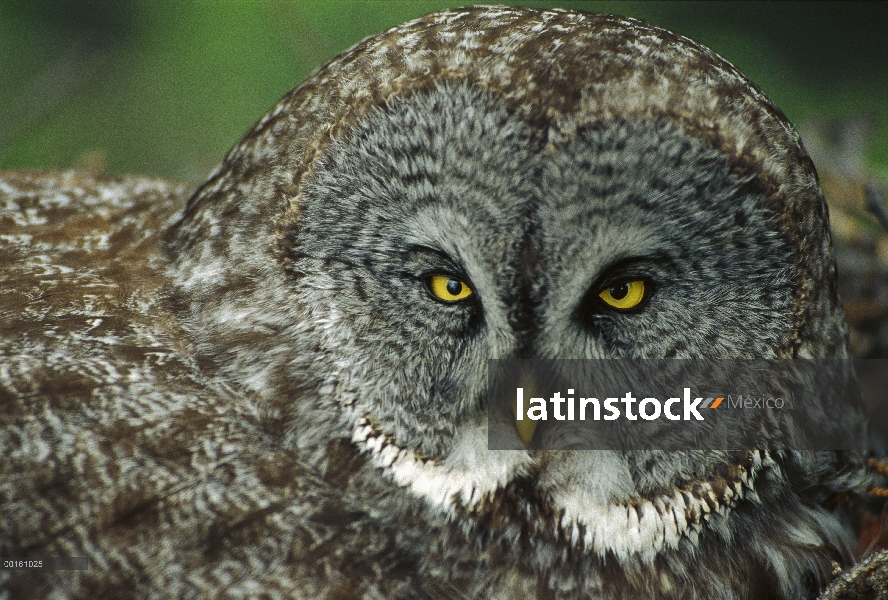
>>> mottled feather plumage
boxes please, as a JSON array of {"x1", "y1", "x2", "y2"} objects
[{"x1": 1, "y1": 7, "x2": 881, "y2": 599}]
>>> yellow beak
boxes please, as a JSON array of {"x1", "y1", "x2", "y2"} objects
[{"x1": 516, "y1": 380, "x2": 539, "y2": 447}]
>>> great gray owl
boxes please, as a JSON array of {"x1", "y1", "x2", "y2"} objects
[{"x1": 1, "y1": 6, "x2": 886, "y2": 600}]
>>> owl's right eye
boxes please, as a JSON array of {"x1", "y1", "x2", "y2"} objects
[{"x1": 424, "y1": 274, "x2": 474, "y2": 303}]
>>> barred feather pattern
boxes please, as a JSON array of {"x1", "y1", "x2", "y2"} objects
[{"x1": 1, "y1": 7, "x2": 879, "y2": 599}]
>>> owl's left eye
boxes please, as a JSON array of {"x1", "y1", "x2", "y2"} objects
[
  {"x1": 425, "y1": 274, "x2": 474, "y2": 303},
  {"x1": 598, "y1": 279, "x2": 646, "y2": 310}
]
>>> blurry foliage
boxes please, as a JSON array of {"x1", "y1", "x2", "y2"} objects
[{"x1": 0, "y1": 1, "x2": 887, "y2": 182}]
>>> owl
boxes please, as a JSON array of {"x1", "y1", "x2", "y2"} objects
[{"x1": 1, "y1": 6, "x2": 885, "y2": 600}]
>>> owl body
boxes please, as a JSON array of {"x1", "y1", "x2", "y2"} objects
[{"x1": 0, "y1": 7, "x2": 880, "y2": 599}]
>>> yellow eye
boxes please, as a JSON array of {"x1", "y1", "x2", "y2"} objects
[
  {"x1": 598, "y1": 280, "x2": 646, "y2": 310},
  {"x1": 427, "y1": 275, "x2": 473, "y2": 302}
]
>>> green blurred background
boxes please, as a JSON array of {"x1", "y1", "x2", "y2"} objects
[{"x1": 1, "y1": 1, "x2": 886, "y2": 183}]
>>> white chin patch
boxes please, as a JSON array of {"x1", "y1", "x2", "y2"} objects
[
  {"x1": 352, "y1": 415, "x2": 533, "y2": 511},
  {"x1": 352, "y1": 416, "x2": 764, "y2": 560},
  {"x1": 552, "y1": 456, "x2": 760, "y2": 561}
]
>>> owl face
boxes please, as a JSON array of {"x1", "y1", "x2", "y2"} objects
[{"x1": 279, "y1": 81, "x2": 798, "y2": 558}]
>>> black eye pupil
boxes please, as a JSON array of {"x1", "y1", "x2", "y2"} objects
[
  {"x1": 609, "y1": 283, "x2": 629, "y2": 300},
  {"x1": 446, "y1": 279, "x2": 463, "y2": 295}
]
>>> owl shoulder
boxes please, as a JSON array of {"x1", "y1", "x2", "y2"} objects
[
  {"x1": 0, "y1": 168, "x2": 207, "y2": 409},
  {"x1": 0, "y1": 170, "x2": 425, "y2": 593}
]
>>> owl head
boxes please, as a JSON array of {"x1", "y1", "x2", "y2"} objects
[{"x1": 164, "y1": 6, "x2": 860, "y2": 594}]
